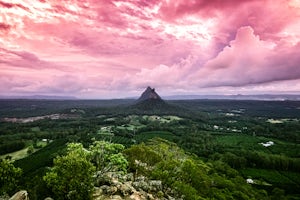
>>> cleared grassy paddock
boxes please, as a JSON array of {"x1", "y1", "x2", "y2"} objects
[{"x1": 213, "y1": 134, "x2": 299, "y2": 156}]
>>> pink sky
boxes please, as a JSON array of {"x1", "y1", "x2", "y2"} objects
[{"x1": 1, "y1": 0, "x2": 300, "y2": 98}]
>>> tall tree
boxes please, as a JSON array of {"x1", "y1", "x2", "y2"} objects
[
  {"x1": 43, "y1": 143, "x2": 95, "y2": 200},
  {"x1": 0, "y1": 159, "x2": 22, "y2": 195},
  {"x1": 89, "y1": 141, "x2": 128, "y2": 174}
]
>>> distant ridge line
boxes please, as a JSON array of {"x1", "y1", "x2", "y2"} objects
[
  {"x1": 1, "y1": 94, "x2": 300, "y2": 101},
  {"x1": 163, "y1": 94, "x2": 300, "y2": 101}
]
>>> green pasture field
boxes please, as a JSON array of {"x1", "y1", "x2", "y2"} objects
[
  {"x1": 0, "y1": 140, "x2": 48, "y2": 161},
  {"x1": 14, "y1": 139, "x2": 66, "y2": 175},
  {"x1": 0, "y1": 147, "x2": 30, "y2": 161},
  {"x1": 213, "y1": 134, "x2": 300, "y2": 157}
]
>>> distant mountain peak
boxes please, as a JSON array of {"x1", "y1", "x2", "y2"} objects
[{"x1": 137, "y1": 86, "x2": 162, "y2": 102}]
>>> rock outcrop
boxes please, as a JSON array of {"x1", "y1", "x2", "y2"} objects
[
  {"x1": 8, "y1": 191, "x2": 29, "y2": 200},
  {"x1": 137, "y1": 87, "x2": 162, "y2": 102},
  {"x1": 133, "y1": 86, "x2": 178, "y2": 113},
  {"x1": 93, "y1": 172, "x2": 175, "y2": 200}
]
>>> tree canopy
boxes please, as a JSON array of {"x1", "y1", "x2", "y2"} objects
[
  {"x1": 0, "y1": 159, "x2": 22, "y2": 195},
  {"x1": 43, "y1": 141, "x2": 128, "y2": 200},
  {"x1": 43, "y1": 143, "x2": 96, "y2": 200}
]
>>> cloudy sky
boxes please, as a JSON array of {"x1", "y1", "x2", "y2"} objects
[{"x1": 1, "y1": 0, "x2": 300, "y2": 98}]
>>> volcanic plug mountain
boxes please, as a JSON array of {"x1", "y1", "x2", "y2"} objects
[
  {"x1": 137, "y1": 86, "x2": 162, "y2": 102},
  {"x1": 132, "y1": 86, "x2": 173, "y2": 112}
]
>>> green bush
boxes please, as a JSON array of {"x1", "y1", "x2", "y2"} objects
[
  {"x1": 43, "y1": 143, "x2": 95, "y2": 200},
  {"x1": 0, "y1": 159, "x2": 22, "y2": 195}
]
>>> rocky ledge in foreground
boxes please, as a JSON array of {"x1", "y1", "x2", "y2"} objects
[
  {"x1": 5, "y1": 172, "x2": 177, "y2": 200},
  {"x1": 93, "y1": 171, "x2": 178, "y2": 200}
]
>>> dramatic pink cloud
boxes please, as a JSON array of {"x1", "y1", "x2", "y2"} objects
[{"x1": 0, "y1": 0, "x2": 299, "y2": 98}]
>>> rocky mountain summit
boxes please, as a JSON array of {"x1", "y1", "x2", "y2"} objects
[
  {"x1": 132, "y1": 87, "x2": 184, "y2": 113},
  {"x1": 137, "y1": 87, "x2": 162, "y2": 102}
]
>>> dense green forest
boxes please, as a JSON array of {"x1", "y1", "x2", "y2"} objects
[{"x1": 0, "y1": 99, "x2": 299, "y2": 199}]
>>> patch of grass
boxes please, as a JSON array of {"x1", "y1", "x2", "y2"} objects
[
  {"x1": 35, "y1": 141, "x2": 48, "y2": 148},
  {"x1": 214, "y1": 135, "x2": 266, "y2": 151},
  {"x1": 0, "y1": 147, "x2": 30, "y2": 161},
  {"x1": 214, "y1": 134, "x2": 299, "y2": 157},
  {"x1": 14, "y1": 139, "x2": 67, "y2": 175},
  {"x1": 31, "y1": 127, "x2": 41, "y2": 132}
]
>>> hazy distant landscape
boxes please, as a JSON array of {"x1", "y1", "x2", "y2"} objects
[{"x1": 2, "y1": 94, "x2": 300, "y2": 101}]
